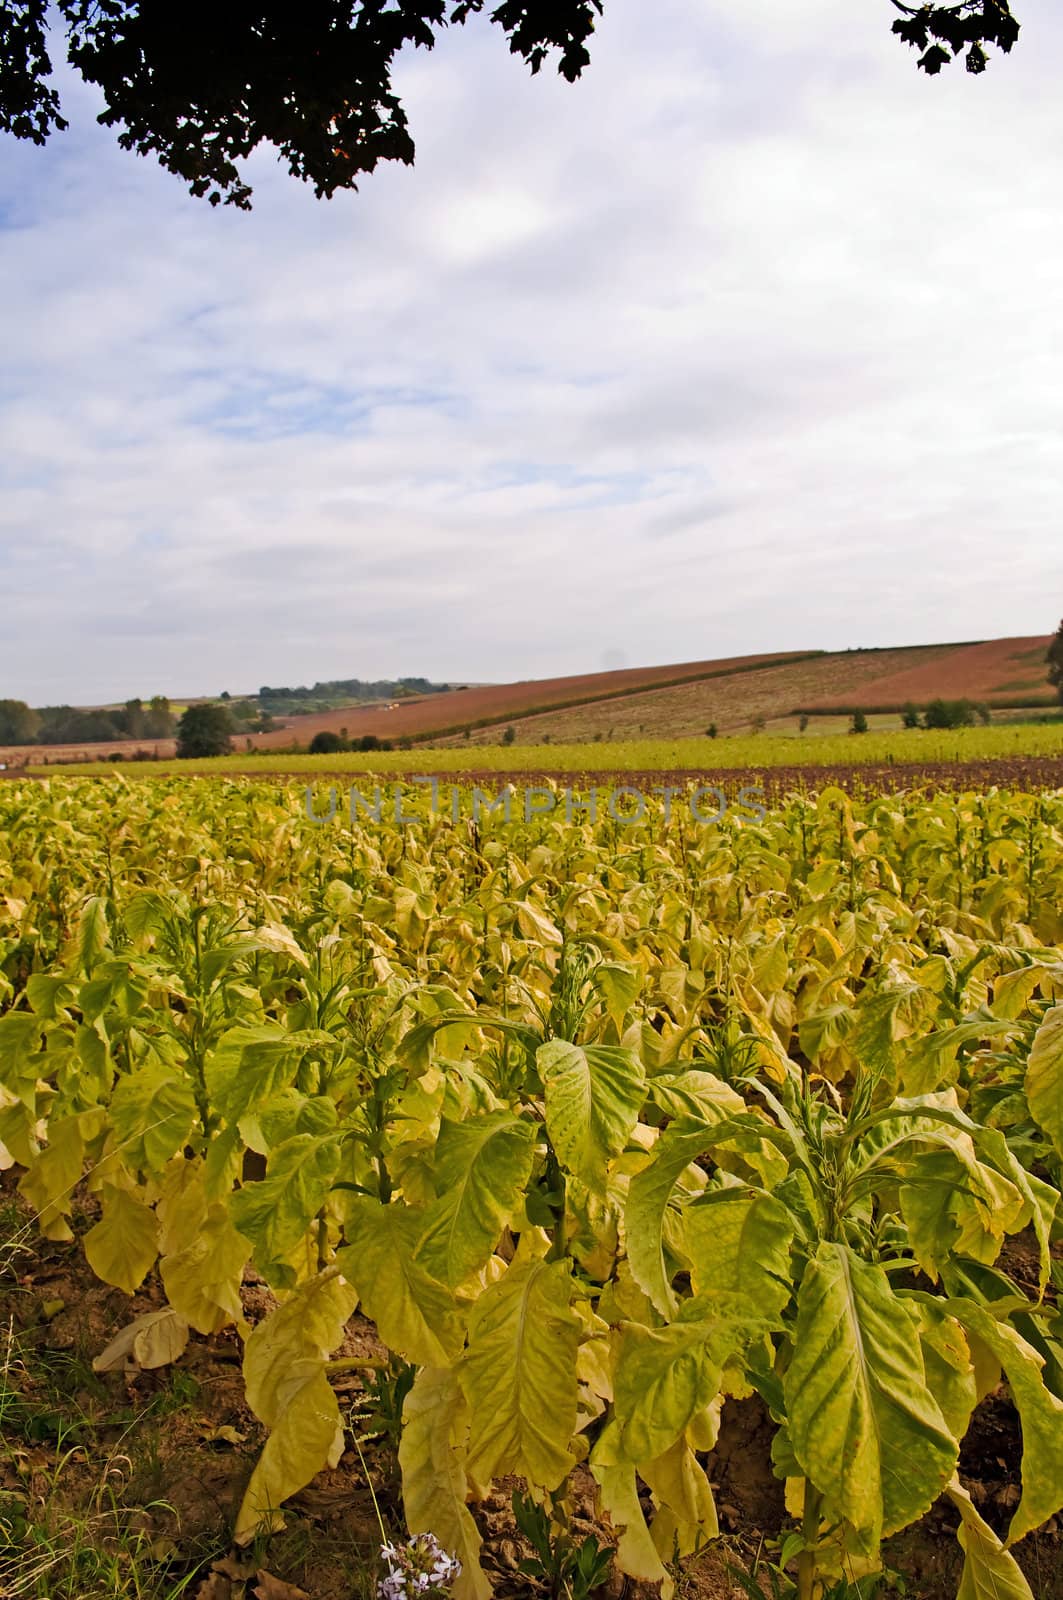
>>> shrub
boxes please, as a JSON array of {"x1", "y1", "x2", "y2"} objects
[
  {"x1": 850, "y1": 710, "x2": 869, "y2": 734},
  {"x1": 502, "y1": 726, "x2": 516, "y2": 746},
  {"x1": 901, "y1": 703, "x2": 921, "y2": 729},
  {"x1": 309, "y1": 730, "x2": 349, "y2": 754}
]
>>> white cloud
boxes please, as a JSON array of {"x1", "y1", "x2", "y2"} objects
[{"x1": 1, "y1": 0, "x2": 1062, "y2": 701}]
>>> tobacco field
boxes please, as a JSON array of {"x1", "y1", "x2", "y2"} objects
[{"x1": 1, "y1": 774, "x2": 1063, "y2": 1600}]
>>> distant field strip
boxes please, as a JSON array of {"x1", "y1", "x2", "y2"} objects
[{"x1": 29, "y1": 721, "x2": 1063, "y2": 778}]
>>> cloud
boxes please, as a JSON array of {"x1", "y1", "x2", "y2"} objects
[{"x1": 1, "y1": 0, "x2": 1062, "y2": 701}]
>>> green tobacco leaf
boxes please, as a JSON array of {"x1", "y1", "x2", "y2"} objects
[
  {"x1": 612, "y1": 1316, "x2": 724, "y2": 1464},
  {"x1": 229, "y1": 1133, "x2": 341, "y2": 1288},
  {"x1": 338, "y1": 1197, "x2": 466, "y2": 1367},
  {"x1": 400, "y1": 1367, "x2": 491, "y2": 1600},
  {"x1": 0, "y1": 1012, "x2": 44, "y2": 1108},
  {"x1": 946, "y1": 1479, "x2": 1035, "y2": 1600},
  {"x1": 946, "y1": 1299, "x2": 1063, "y2": 1544},
  {"x1": 625, "y1": 1119, "x2": 720, "y2": 1316},
  {"x1": 84, "y1": 1184, "x2": 159, "y2": 1293},
  {"x1": 784, "y1": 1242, "x2": 958, "y2": 1553},
  {"x1": 913, "y1": 1300, "x2": 977, "y2": 1445},
  {"x1": 71, "y1": 896, "x2": 109, "y2": 976},
  {"x1": 593, "y1": 963, "x2": 642, "y2": 1031},
  {"x1": 414, "y1": 1111, "x2": 536, "y2": 1289},
  {"x1": 235, "y1": 1271, "x2": 357, "y2": 1542},
  {"x1": 683, "y1": 1187, "x2": 794, "y2": 1317},
  {"x1": 205, "y1": 1024, "x2": 310, "y2": 1124},
  {"x1": 1026, "y1": 1004, "x2": 1063, "y2": 1160},
  {"x1": 461, "y1": 1248, "x2": 581, "y2": 1490},
  {"x1": 110, "y1": 1063, "x2": 198, "y2": 1172},
  {"x1": 538, "y1": 1039, "x2": 645, "y2": 1194}
]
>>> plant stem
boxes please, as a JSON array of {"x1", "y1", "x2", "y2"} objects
[{"x1": 796, "y1": 1485, "x2": 823, "y2": 1600}]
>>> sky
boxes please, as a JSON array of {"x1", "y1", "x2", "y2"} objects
[{"x1": 2, "y1": 0, "x2": 1062, "y2": 704}]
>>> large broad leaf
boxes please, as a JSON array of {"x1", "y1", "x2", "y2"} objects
[
  {"x1": 460, "y1": 1247, "x2": 581, "y2": 1491},
  {"x1": 946, "y1": 1480, "x2": 1034, "y2": 1600},
  {"x1": 784, "y1": 1242, "x2": 958, "y2": 1553},
  {"x1": 84, "y1": 1184, "x2": 159, "y2": 1293},
  {"x1": 0, "y1": 1012, "x2": 44, "y2": 1108},
  {"x1": 590, "y1": 1424, "x2": 673, "y2": 1598},
  {"x1": 537, "y1": 1040, "x2": 645, "y2": 1194},
  {"x1": 612, "y1": 1317, "x2": 724, "y2": 1466},
  {"x1": 683, "y1": 1187, "x2": 794, "y2": 1318},
  {"x1": 109, "y1": 1063, "x2": 198, "y2": 1173},
  {"x1": 337, "y1": 1198, "x2": 465, "y2": 1368},
  {"x1": 624, "y1": 1118, "x2": 721, "y2": 1316},
  {"x1": 160, "y1": 1202, "x2": 250, "y2": 1334},
  {"x1": 641, "y1": 1436, "x2": 719, "y2": 1558},
  {"x1": 899, "y1": 1148, "x2": 1025, "y2": 1281},
  {"x1": 414, "y1": 1112, "x2": 536, "y2": 1289},
  {"x1": 229, "y1": 1133, "x2": 341, "y2": 1289},
  {"x1": 947, "y1": 1299, "x2": 1063, "y2": 1544},
  {"x1": 18, "y1": 1113, "x2": 87, "y2": 1239},
  {"x1": 1026, "y1": 1004, "x2": 1063, "y2": 1161},
  {"x1": 204, "y1": 1024, "x2": 312, "y2": 1125},
  {"x1": 235, "y1": 1272, "x2": 357, "y2": 1543},
  {"x1": 399, "y1": 1367, "x2": 491, "y2": 1600}
]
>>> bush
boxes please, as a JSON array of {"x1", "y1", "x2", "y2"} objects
[
  {"x1": 923, "y1": 698, "x2": 977, "y2": 730},
  {"x1": 502, "y1": 726, "x2": 516, "y2": 745},
  {"x1": 901, "y1": 703, "x2": 921, "y2": 729},
  {"x1": 798, "y1": 714, "x2": 809, "y2": 733},
  {"x1": 850, "y1": 710, "x2": 869, "y2": 734},
  {"x1": 309, "y1": 730, "x2": 349, "y2": 754},
  {"x1": 706, "y1": 724, "x2": 718, "y2": 739}
]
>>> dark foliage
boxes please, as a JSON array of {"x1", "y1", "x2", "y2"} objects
[{"x1": 1, "y1": 2, "x2": 1019, "y2": 208}]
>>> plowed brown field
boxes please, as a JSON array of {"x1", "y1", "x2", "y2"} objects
[{"x1": 802, "y1": 635, "x2": 1055, "y2": 711}]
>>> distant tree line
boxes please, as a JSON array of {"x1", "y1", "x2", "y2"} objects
[
  {"x1": 258, "y1": 677, "x2": 449, "y2": 708},
  {"x1": 0, "y1": 696, "x2": 175, "y2": 744}
]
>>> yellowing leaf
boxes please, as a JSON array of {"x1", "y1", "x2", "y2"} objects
[
  {"x1": 84, "y1": 1184, "x2": 159, "y2": 1293},
  {"x1": 338, "y1": 1198, "x2": 465, "y2": 1368},
  {"x1": 229, "y1": 1133, "x2": 341, "y2": 1288},
  {"x1": 160, "y1": 1203, "x2": 250, "y2": 1334},
  {"x1": 235, "y1": 1271, "x2": 357, "y2": 1543},
  {"x1": 399, "y1": 1367, "x2": 491, "y2": 1600},
  {"x1": 946, "y1": 1479, "x2": 1034, "y2": 1600},
  {"x1": 784, "y1": 1243, "x2": 958, "y2": 1554},
  {"x1": 538, "y1": 1040, "x2": 645, "y2": 1195},
  {"x1": 109, "y1": 1063, "x2": 198, "y2": 1173},
  {"x1": 1026, "y1": 1004, "x2": 1063, "y2": 1160},
  {"x1": 93, "y1": 1308, "x2": 190, "y2": 1372},
  {"x1": 414, "y1": 1112, "x2": 536, "y2": 1289},
  {"x1": 461, "y1": 1252, "x2": 581, "y2": 1491}
]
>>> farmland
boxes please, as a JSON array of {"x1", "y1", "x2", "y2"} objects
[
  {"x1": 2, "y1": 637, "x2": 1056, "y2": 770},
  {"x1": 1, "y1": 772, "x2": 1062, "y2": 1600},
  {"x1": 23, "y1": 718, "x2": 1063, "y2": 781}
]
